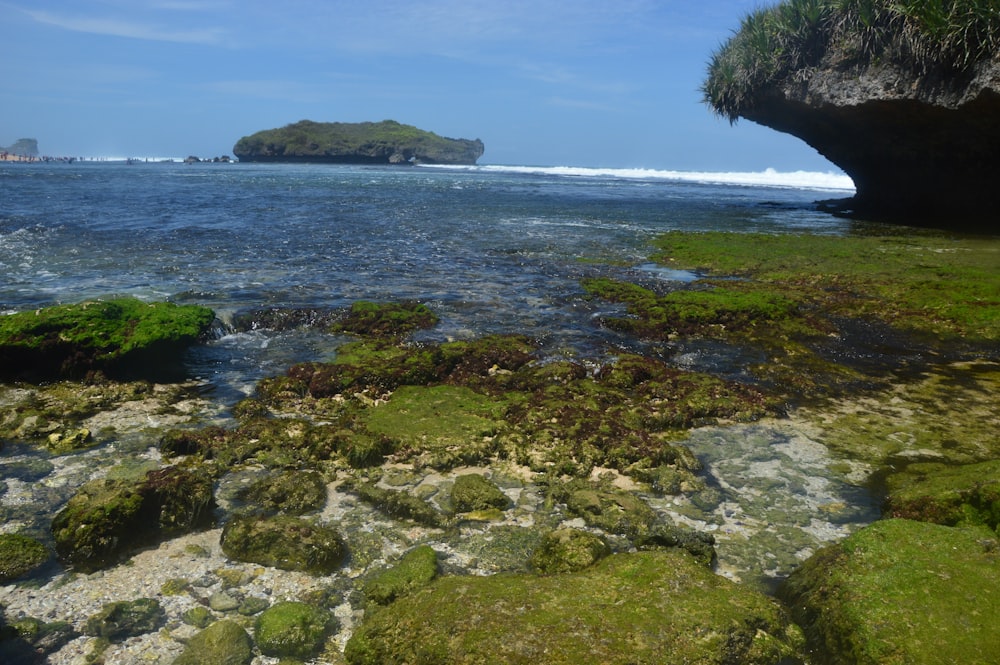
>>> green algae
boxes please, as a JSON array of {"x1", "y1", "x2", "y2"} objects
[
  {"x1": 174, "y1": 619, "x2": 253, "y2": 665},
  {"x1": 50, "y1": 466, "x2": 215, "y2": 572},
  {"x1": 363, "y1": 544, "x2": 439, "y2": 607},
  {"x1": 83, "y1": 598, "x2": 165, "y2": 642},
  {"x1": 363, "y1": 385, "x2": 505, "y2": 469},
  {"x1": 780, "y1": 519, "x2": 1000, "y2": 664},
  {"x1": 340, "y1": 479, "x2": 447, "y2": 529},
  {"x1": 238, "y1": 469, "x2": 328, "y2": 516},
  {"x1": 220, "y1": 514, "x2": 346, "y2": 574},
  {"x1": 801, "y1": 361, "x2": 1000, "y2": 468},
  {"x1": 529, "y1": 528, "x2": 611, "y2": 574},
  {"x1": 449, "y1": 473, "x2": 510, "y2": 513},
  {"x1": 254, "y1": 601, "x2": 335, "y2": 660},
  {"x1": 651, "y1": 231, "x2": 1000, "y2": 343},
  {"x1": 0, "y1": 534, "x2": 50, "y2": 583},
  {"x1": 0, "y1": 298, "x2": 215, "y2": 381},
  {"x1": 253, "y1": 331, "x2": 764, "y2": 480},
  {"x1": 345, "y1": 550, "x2": 805, "y2": 665},
  {"x1": 884, "y1": 460, "x2": 1000, "y2": 530}
]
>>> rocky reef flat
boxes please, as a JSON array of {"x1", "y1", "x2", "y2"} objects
[{"x1": 1, "y1": 229, "x2": 998, "y2": 664}]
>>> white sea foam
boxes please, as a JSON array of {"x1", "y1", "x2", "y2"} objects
[{"x1": 421, "y1": 164, "x2": 856, "y2": 193}]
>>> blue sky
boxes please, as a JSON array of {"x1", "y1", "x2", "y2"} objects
[{"x1": 0, "y1": 1, "x2": 840, "y2": 172}]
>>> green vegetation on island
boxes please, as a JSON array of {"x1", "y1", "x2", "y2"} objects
[{"x1": 233, "y1": 119, "x2": 485, "y2": 165}]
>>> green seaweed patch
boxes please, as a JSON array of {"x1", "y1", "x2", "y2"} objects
[
  {"x1": 254, "y1": 336, "x2": 768, "y2": 479},
  {"x1": 254, "y1": 601, "x2": 336, "y2": 660},
  {"x1": 780, "y1": 519, "x2": 1000, "y2": 664},
  {"x1": 364, "y1": 385, "x2": 505, "y2": 469},
  {"x1": 582, "y1": 276, "x2": 826, "y2": 340},
  {"x1": 801, "y1": 361, "x2": 1000, "y2": 468},
  {"x1": 363, "y1": 544, "x2": 439, "y2": 607},
  {"x1": 0, "y1": 534, "x2": 50, "y2": 583},
  {"x1": 0, "y1": 298, "x2": 215, "y2": 381},
  {"x1": 333, "y1": 300, "x2": 439, "y2": 337},
  {"x1": 345, "y1": 550, "x2": 805, "y2": 664},
  {"x1": 884, "y1": 460, "x2": 1000, "y2": 530},
  {"x1": 652, "y1": 231, "x2": 1000, "y2": 343}
]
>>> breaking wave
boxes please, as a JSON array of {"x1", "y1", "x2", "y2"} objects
[{"x1": 423, "y1": 164, "x2": 856, "y2": 193}]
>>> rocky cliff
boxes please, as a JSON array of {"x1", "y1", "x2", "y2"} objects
[
  {"x1": 703, "y1": 1, "x2": 1000, "y2": 229},
  {"x1": 233, "y1": 120, "x2": 484, "y2": 165}
]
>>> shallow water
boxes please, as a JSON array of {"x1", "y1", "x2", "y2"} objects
[{"x1": 0, "y1": 162, "x2": 873, "y2": 587}]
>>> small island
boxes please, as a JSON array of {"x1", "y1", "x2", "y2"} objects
[{"x1": 233, "y1": 120, "x2": 484, "y2": 165}]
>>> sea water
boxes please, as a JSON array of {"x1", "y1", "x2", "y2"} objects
[{"x1": 0, "y1": 161, "x2": 874, "y2": 585}]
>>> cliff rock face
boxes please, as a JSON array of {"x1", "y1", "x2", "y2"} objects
[
  {"x1": 743, "y1": 57, "x2": 1000, "y2": 225},
  {"x1": 703, "y1": 1, "x2": 1000, "y2": 229},
  {"x1": 233, "y1": 120, "x2": 484, "y2": 165}
]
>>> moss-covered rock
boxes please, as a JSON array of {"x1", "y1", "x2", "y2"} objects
[
  {"x1": 220, "y1": 514, "x2": 346, "y2": 574},
  {"x1": 450, "y1": 473, "x2": 510, "y2": 513},
  {"x1": 0, "y1": 534, "x2": 49, "y2": 583},
  {"x1": 780, "y1": 519, "x2": 1000, "y2": 664},
  {"x1": 84, "y1": 598, "x2": 165, "y2": 642},
  {"x1": 51, "y1": 466, "x2": 215, "y2": 572},
  {"x1": 363, "y1": 545, "x2": 439, "y2": 607},
  {"x1": 341, "y1": 479, "x2": 447, "y2": 528},
  {"x1": 0, "y1": 298, "x2": 214, "y2": 381},
  {"x1": 345, "y1": 550, "x2": 804, "y2": 664},
  {"x1": 884, "y1": 460, "x2": 1000, "y2": 530},
  {"x1": 553, "y1": 479, "x2": 659, "y2": 538},
  {"x1": 173, "y1": 619, "x2": 253, "y2": 665},
  {"x1": 239, "y1": 469, "x2": 328, "y2": 515},
  {"x1": 0, "y1": 616, "x2": 76, "y2": 663},
  {"x1": 254, "y1": 601, "x2": 335, "y2": 659},
  {"x1": 529, "y1": 528, "x2": 611, "y2": 574}
]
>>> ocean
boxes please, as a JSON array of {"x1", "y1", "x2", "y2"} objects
[{"x1": 1, "y1": 161, "x2": 855, "y2": 392}]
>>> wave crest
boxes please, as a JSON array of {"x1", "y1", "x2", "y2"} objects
[{"x1": 421, "y1": 164, "x2": 855, "y2": 192}]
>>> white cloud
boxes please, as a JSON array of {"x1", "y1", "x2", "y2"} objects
[{"x1": 23, "y1": 7, "x2": 226, "y2": 44}]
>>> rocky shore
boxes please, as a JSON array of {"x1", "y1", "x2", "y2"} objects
[{"x1": 1, "y1": 230, "x2": 998, "y2": 664}]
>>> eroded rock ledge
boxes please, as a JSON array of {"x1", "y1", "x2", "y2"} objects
[
  {"x1": 703, "y1": 1, "x2": 1000, "y2": 230},
  {"x1": 744, "y1": 58, "x2": 1000, "y2": 226}
]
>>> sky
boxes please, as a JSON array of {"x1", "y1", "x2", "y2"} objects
[{"x1": 0, "y1": 0, "x2": 841, "y2": 172}]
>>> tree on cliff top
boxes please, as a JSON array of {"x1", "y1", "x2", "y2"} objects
[{"x1": 703, "y1": 0, "x2": 1000, "y2": 122}]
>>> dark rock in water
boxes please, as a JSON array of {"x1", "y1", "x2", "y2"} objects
[
  {"x1": 0, "y1": 298, "x2": 215, "y2": 382},
  {"x1": 50, "y1": 466, "x2": 215, "y2": 572},
  {"x1": 529, "y1": 528, "x2": 611, "y2": 574},
  {"x1": 449, "y1": 473, "x2": 510, "y2": 513},
  {"x1": 83, "y1": 598, "x2": 165, "y2": 642},
  {"x1": 238, "y1": 469, "x2": 328, "y2": 516},
  {"x1": 636, "y1": 523, "x2": 718, "y2": 568},
  {"x1": 703, "y1": 3, "x2": 1000, "y2": 229},
  {"x1": 345, "y1": 550, "x2": 805, "y2": 664},
  {"x1": 0, "y1": 616, "x2": 77, "y2": 665},
  {"x1": 233, "y1": 119, "x2": 484, "y2": 165},
  {"x1": 220, "y1": 514, "x2": 346, "y2": 573},
  {"x1": 779, "y1": 519, "x2": 1000, "y2": 663}
]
